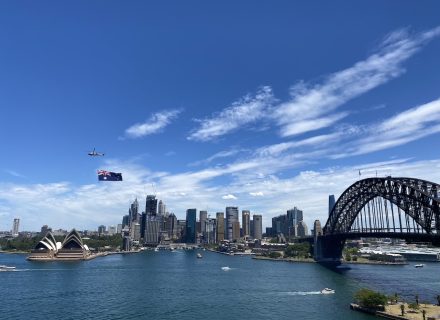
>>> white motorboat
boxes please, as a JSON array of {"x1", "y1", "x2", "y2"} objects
[
  {"x1": 221, "y1": 266, "x2": 231, "y2": 271},
  {"x1": 415, "y1": 264, "x2": 425, "y2": 268},
  {"x1": 197, "y1": 253, "x2": 203, "y2": 258},
  {"x1": 321, "y1": 288, "x2": 335, "y2": 294}
]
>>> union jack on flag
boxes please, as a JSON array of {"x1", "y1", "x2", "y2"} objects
[{"x1": 97, "y1": 170, "x2": 123, "y2": 181}]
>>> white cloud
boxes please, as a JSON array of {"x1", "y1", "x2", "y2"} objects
[
  {"x1": 185, "y1": 27, "x2": 440, "y2": 142},
  {"x1": 189, "y1": 148, "x2": 245, "y2": 166},
  {"x1": 332, "y1": 98, "x2": 440, "y2": 157},
  {"x1": 273, "y1": 26, "x2": 440, "y2": 137},
  {"x1": 222, "y1": 194, "x2": 237, "y2": 200},
  {"x1": 124, "y1": 109, "x2": 181, "y2": 139},
  {"x1": 187, "y1": 86, "x2": 274, "y2": 141},
  {"x1": 1, "y1": 156, "x2": 440, "y2": 232}
]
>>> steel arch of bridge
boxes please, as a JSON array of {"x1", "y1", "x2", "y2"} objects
[{"x1": 323, "y1": 177, "x2": 440, "y2": 236}]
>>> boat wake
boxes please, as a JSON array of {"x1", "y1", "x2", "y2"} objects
[{"x1": 283, "y1": 291, "x2": 322, "y2": 296}]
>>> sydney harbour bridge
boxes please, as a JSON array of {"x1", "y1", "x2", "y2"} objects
[{"x1": 311, "y1": 176, "x2": 440, "y2": 265}]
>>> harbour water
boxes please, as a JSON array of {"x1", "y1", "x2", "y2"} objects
[{"x1": 1, "y1": 250, "x2": 440, "y2": 319}]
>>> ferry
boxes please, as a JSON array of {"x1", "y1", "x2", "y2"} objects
[{"x1": 414, "y1": 264, "x2": 425, "y2": 268}]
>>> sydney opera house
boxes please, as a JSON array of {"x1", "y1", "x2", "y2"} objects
[{"x1": 28, "y1": 229, "x2": 91, "y2": 261}]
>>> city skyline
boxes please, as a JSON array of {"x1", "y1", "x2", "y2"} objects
[{"x1": 1, "y1": 2, "x2": 440, "y2": 231}]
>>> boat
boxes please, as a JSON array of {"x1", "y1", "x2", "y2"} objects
[
  {"x1": 321, "y1": 288, "x2": 335, "y2": 294},
  {"x1": 0, "y1": 265, "x2": 16, "y2": 271},
  {"x1": 197, "y1": 253, "x2": 202, "y2": 258},
  {"x1": 221, "y1": 266, "x2": 231, "y2": 271},
  {"x1": 154, "y1": 247, "x2": 159, "y2": 252},
  {"x1": 415, "y1": 264, "x2": 425, "y2": 268}
]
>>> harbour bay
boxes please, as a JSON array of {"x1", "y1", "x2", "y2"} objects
[{"x1": 2, "y1": 251, "x2": 439, "y2": 320}]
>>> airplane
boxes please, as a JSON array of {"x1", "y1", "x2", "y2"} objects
[{"x1": 88, "y1": 148, "x2": 105, "y2": 157}]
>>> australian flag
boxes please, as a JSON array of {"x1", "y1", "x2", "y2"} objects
[{"x1": 98, "y1": 170, "x2": 123, "y2": 181}]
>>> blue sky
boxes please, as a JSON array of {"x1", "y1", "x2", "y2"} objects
[{"x1": 1, "y1": 1, "x2": 440, "y2": 231}]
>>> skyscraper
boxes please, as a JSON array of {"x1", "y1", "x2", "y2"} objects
[
  {"x1": 253, "y1": 214, "x2": 262, "y2": 240},
  {"x1": 12, "y1": 218, "x2": 19, "y2": 237},
  {"x1": 205, "y1": 218, "x2": 216, "y2": 244},
  {"x1": 145, "y1": 195, "x2": 158, "y2": 216},
  {"x1": 130, "y1": 198, "x2": 139, "y2": 224},
  {"x1": 226, "y1": 207, "x2": 239, "y2": 240},
  {"x1": 144, "y1": 216, "x2": 161, "y2": 245},
  {"x1": 328, "y1": 195, "x2": 336, "y2": 216},
  {"x1": 296, "y1": 221, "x2": 308, "y2": 237},
  {"x1": 185, "y1": 209, "x2": 197, "y2": 243},
  {"x1": 98, "y1": 225, "x2": 106, "y2": 235},
  {"x1": 216, "y1": 212, "x2": 225, "y2": 242},
  {"x1": 199, "y1": 210, "x2": 208, "y2": 234},
  {"x1": 287, "y1": 207, "x2": 303, "y2": 237},
  {"x1": 242, "y1": 210, "x2": 250, "y2": 237},
  {"x1": 313, "y1": 220, "x2": 322, "y2": 237},
  {"x1": 165, "y1": 213, "x2": 177, "y2": 239},
  {"x1": 158, "y1": 200, "x2": 165, "y2": 216}
]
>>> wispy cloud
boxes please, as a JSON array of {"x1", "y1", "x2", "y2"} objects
[
  {"x1": 186, "y1": 27, "x2": 440, "y2": 142},
  {"x1": 187, "y1": 86, "x2": 274, "y2": 141},
  {"x1": 4, "y1": 169, "x2": 26, "y2": 178},
  {"x1": 273, "y1": 26, "x2": 440, "y2": 137},
  {"x1": 124, "y1": 109, "x2": 181, "y2": 139},
  {"x1": 249, "y1": 191, "x2": 264, "y2": 197},
  {"x1": 189, "y1": 148, "x2": 246, "y2": 167},
  {"x1": 333, "y1": 98, "x2": 440, "y2": 157}
]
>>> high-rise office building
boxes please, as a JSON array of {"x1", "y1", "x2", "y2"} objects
[
  {"x1": 242, "y1": 210, "x2": 250, "y2": 237},
  {"x1": 199, "y1": 210, "x2": 208, "y2": 234},
  {"x1": 287, "y1": 207, "x2": 304, "y2": 237},
  {"x1": 132, "y1": 223, "x2": 141, "y2": 241},
  {"x1": 122, "y1": 215, "x2": 130, "y2": 228},
  {"x1": 117, "y1": 224, "x2": 123, "y2": 234},
  {"x1": 40, "y1": 224, "x2": 51, "y2": 236},
  {"x1": 144, "y1": 216, "x2": 161, "y2": 245},
  {"x1": 141, "y1": 213, "x2": 147, "y2": 239},
  {"x1": 232, "y1": 221, "x2": 240, "y2": 240},
  {"x1": 98, "y1": 225, "x2": 106, "y2": 235},
  {"x1": 250, "y1": 219, "x2": 254, "y2": 238},
  {"x1": 165, "y1": 213, "x2": 177, "y2": 239},
  {"x1": 145, "y1": 195, "x2": 158, "y2": 216},
  {"x1": 226, "y1": 207, "x2": 239, "y2": 240},
  {"x1": 108, "y1": 225, "x2": 116, "y2": 235},
  {"x1": 328, "y1": 195, "x2": 336, "y2": 216},
  {"x1": 158, "y1": 200, "x2": 165, "y2": 216},
  {"x1": 129, "y1": 198, "x2": 139, "y2": 224},
  {"x1": 253, "y1": 214, "x2": 263, "y2": 240},
  {"x1": 272, "y1": 214, "x2": 288, "y2": 237},
  {"x1": 205, "y1": 218, "x2": 216, "y2": 244},
  {"x1": 313, "y1": 220, "x2": 322, "y2": 237},
  {"x1": 296, "y1": 221, "x2": 308, "y2": 237},
  {"x1": 185, "y1": 209, "x2": 197, "y2": 243},
  {"x1": 176, "y1": 220, "x2": 186, "y2": 242},
  {"x1": 12, "y1": 218, "x2": 20, "y2": 237},
  {"x1": 216, "y1": 212, "x2": 225, "y2": 242}
]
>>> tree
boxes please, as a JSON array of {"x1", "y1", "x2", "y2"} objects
[
  {"x1": 408, "y1": 302, "x2": 419, "y2": 312},
  {"x1": 268, "y1": 251, "x2": 282, "y2": 259},
  {"x1": 354, "y1": 288, "x2": 388, "y2": 310},
  {"x1": 284, "y1": 243, "x2": 310, "y2": 258}
]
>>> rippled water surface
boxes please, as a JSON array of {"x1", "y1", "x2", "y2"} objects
[{"x1": 1, "y1": 251, "x2": 439, "y2": 319}]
